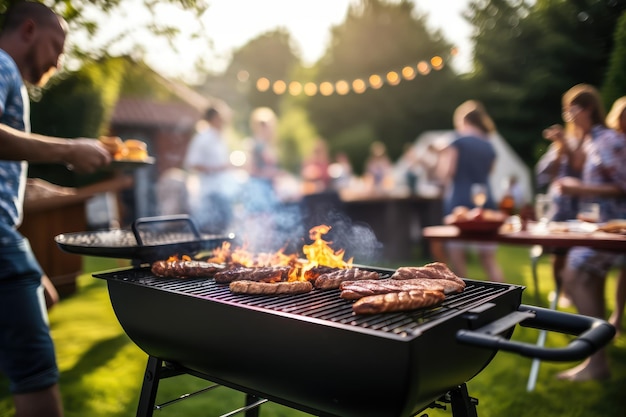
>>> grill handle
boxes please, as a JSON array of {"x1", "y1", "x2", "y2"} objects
[
  {"x1": 456, "y1": 304, "x2": 616, "y2": 361},
  {"x1": 132, "y1": 215, "x2": 201, "y2": 246}
]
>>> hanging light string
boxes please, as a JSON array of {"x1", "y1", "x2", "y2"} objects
[{"x1": 237, "y1": 51, "x2": 455, "y2": 96}]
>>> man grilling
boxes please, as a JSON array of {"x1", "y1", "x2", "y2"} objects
[{"x1": 0, "y1": 2, "x2": 111, "y2": 417}]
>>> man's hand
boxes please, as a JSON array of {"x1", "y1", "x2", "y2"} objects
[{"x1": 64, "y1": 139, "x2": 112, "y2": 173}]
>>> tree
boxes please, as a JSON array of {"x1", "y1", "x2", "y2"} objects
[
  {"x1": 466, "y1": 0, "x2": 626, "y2": 167},
  {"x1": 602, "y1": 11, "x2": 626, "y2": 109},
  {"x1": 219, "y1": 29, "x2": 300, "y2": 132},
  {"x1": 0, "y1": 0, "x2": 209, "y2": 68},
  {"x1": 29, "y1": 58, "x2": 128, "y2": 186},
  {"x1": 305, "y1": 0, "x2": 464, "y2": 171}
]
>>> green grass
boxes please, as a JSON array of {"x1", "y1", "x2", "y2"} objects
[{"x1": 1, "y1": 247, "x2": 625, "y2": 417}]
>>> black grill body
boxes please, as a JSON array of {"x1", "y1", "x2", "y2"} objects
[{"x1": 95, "y1": 267, "x2": 524, "y2": 417}]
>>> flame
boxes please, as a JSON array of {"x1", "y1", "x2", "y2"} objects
[
  {"x1": 167, "y1": 254, "x2": 191, "y2": 262},
  {"x1": 201, "y1": 224, "x2": 351, "y2": 282}
]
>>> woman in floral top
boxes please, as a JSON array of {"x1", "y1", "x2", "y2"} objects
[{"x1": 554, "y1": 84, "x2": 626, "y2": 381}]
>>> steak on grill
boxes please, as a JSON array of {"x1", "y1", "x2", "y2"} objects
[
  {"x1": 339, "y1": 278, "x2": 455, "y2": 300},
  {"x1": 352, "y1": 289, "x2": 446, "y2": 314},
  {"x1": 391, "y1": 262, "x2": 465, "y2": 288},
  {"x1": 314, "y1": 268, "x2": 380, "y2": 290}
]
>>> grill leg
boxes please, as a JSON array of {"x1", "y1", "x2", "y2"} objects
[
  {"x1": 245, "y1": 394, "x2": 261, "y2": 417},
  {"x1": 449, "y1": 384, "x2": 478, "y2": 417},
  {"x1": 136, "y1": 356, "x2": 162, "y2": 417}
]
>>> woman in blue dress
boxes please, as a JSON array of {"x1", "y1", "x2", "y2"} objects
[{"x1": 435, "y1": 100, "x2": 504, "y2": 283}]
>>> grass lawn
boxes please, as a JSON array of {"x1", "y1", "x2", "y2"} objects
[{"x1": 1, "y1": 246, "x2": 625, "y2": 417}]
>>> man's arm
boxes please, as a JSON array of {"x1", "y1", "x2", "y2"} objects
[{"x1": 0, "y1": 124, "x2": 111, "y2": 173}]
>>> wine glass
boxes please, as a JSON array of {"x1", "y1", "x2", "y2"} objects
[
  {"x1": 534, "y1": 193, "x2": 555, "y2": 230},
  {"x1": 471, "y1": 183, "x2": 488, "y2": 209}
]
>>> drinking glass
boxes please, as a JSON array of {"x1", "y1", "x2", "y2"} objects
[
  {"x1": 577, "y1": 202, "x2": 600, "y2": 223},
  {"x1": 534, "y1": 194, "x2": 555, "y2": 228},
  {"x1": 471, "y1": 183, "x2": 488, "y2": 209}
]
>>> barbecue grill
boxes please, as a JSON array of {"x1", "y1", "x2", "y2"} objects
[{"x1": 58, "y1": 216, "x2": 616, "y2": 417}]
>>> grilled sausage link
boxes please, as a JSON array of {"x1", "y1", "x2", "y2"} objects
[
  {"x1": 352, "y1": 289, "x2": 445, "y2": 315},
  {"x1": 214, "y1": 266, "x2": 291, "y2": 284},
  {"x1": 151, "y1": 260, "x2": 225, "y2": 279},
  {"x1": 314, "y1": 268, "x2": 380, "y2": 290},
  {"x1": 229, "y1": 280, "x2": 313, "y2": 295}
]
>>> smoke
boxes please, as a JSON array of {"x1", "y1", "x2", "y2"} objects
[{"x1": 229, "y1": 189, "x2": 383, "y2": 263}]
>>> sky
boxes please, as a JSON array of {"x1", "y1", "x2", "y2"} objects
[{"x1": 74, "y1": 0, "x2": 473, "y2": 82}]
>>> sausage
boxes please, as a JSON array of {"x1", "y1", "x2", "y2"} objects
[
  {"x1": 151, "y1": 260, "x2": 225, "y2": 279},
  {"x1": 229, "y1": 280, "x2": 313, "y2": 295}
]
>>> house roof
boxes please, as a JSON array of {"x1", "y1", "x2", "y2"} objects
[{"x1": 111, "y1": 97, "x2": 202, "y2": 129}]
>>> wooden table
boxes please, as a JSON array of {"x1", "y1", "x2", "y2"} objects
[
  {"x1": 422, "y1": 223, "x2": 626, "y2": 391},
  {"x1": 422, "y1": 224, "x2": 626, "y2": 252}
]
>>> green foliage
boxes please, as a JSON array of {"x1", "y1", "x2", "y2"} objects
[
  {"x1": 275, "y1": 106, "x2": 318, "y2": 174},
  {"x1": 306, "y1": 0, "x2": 463, "y2": 163},
  {"x1": 28, "y1": 58, "x2": 127, "y2": 186},
  {"x1": 330, "y1": 123, "x2": 379, "y2": 175},
  {"x1": 226, "y1": 29, "x2": 300, "y2": 122},
  {"x1": 467, "y1": 0, "x2": 626, "y2": 168},
  {"x1": 602, "y1": 11, "x2": 626, "y2": 109}
]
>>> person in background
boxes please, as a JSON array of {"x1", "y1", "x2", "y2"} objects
[
  {"x1": 241, "y1": 107, "x2": 282, "y2": 251},
  {"x1": 184, "y1": 105, "x2": 235, "y2": 235},
  {"x1": 554, "y1": 84, "x2": 626, "y2": 381},
  {"x1": 328, "y1": 151, "x2": 353, "y2": 191},
  {"x1": 0, "y1": 2, "x2": 112, "y2": 416},
  {"x1": 435, "y1": 100, "x2": 504, "y2": 282},
  {"x1": 364, "y1": 141, "x2": 393, "y2": 192},
  {"x1": 534, "y1": 108, "x2": 586, "y2": 308},
  {"x1": 605, "y1": 96, "x2": 626, "y2": 334},
  {"x1": 301, "y1": 138, "x2": 331, "y2": 195}
]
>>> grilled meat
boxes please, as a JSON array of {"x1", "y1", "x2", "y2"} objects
[
  {"x1": 391, "y1": 262, "x2": 465, "y2": 289},
  {"x1": 229, "y1": 280, "x2": 313, "y2": 295},
  {"x1": 304, "y1": 266, "x2": 340, "y2": 282},
  {"x1": 339, "y1": 278, "x2": 459, "y2": 300},
  {"x1": 214, "y1": 266, "x2": 291, "y2": 284},
  {"x1": 151, "y1": 260, "x2": 225, "y2": 279},
  {"x1": 352, "y1": 289, "x2": 445, "y2": 315},
  {"x1": 314, "y1": 268, "x2": 380, "y2": 290}
]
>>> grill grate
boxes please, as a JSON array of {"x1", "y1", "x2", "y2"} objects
[{"x1": 96, "y1": 267, "x2": 512, "y2": 337}]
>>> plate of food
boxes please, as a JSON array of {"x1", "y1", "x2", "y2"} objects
[
  {"x1": 597, "y1": 220, "x2": 626, "y2": 235},
  {"x1": 99, "y1": 137, "x2": 155, "y2": 169},
  {"x1": 452, "y1": 219, "x2": 505, "y2": 234},
  {"x1": 110, "y1": 156, "x2": 155, "y2": 169},
  {"x1": 445, "y1": 206, "x2": 506, "y2": 234}
]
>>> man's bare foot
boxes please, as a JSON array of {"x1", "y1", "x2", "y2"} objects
[{"x1": 556, "y1": 361, "x2": 610, "y2": 381}]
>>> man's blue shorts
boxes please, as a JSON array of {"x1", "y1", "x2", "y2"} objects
[{"x1": 0, "y1": 230, "x2": 59, "y2": 394}]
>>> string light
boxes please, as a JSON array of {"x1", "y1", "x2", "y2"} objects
[{"x1": 242, "y1": 53, "x2": 449, "y2": 96}]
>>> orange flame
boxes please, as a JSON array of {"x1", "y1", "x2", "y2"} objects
[
  {"x1": 167, "y1": 254, "x2": 191, "y2": 262},
  {"x1": 202, "y1": 225, "x2": 351, "y2": 282}
]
